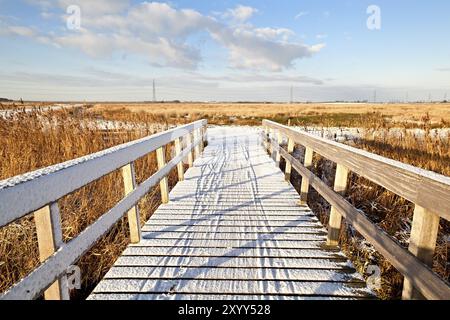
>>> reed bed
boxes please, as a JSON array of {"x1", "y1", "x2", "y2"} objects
[
  {"x1": 285, "y1": 116, "x2": 449, "y2": 299},
  {"x1": 0, "y1": 104, "x2": 448, "y2": 300},
  {"x1": 0, "y1": 108, "x2": 180, "y2": 298}
]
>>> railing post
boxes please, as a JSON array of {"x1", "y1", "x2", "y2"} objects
[
  {"x1": 269, "y1": 128, "x2": 276, "y2": 160},
  {"x1": 156, "y1": 146, "x2": 170, "y2": 204},
  {"x1": 285, "y1": 137, "x2": 295, "y2": 182},
  {"x1": 34, "y1": 203, "x2": 69, "y2": 300},
  {"x1": 194, "y1": 129, "x2": 201, "y2": 160},
  {"x1": 326, "y1": 164, "x2": 349, "y2": 247},
  {"x1": 402, "y1": 206, "x2": 440, "y2": 300},
  {"x1": 121, "y1": 163, "x2": 141, "y2": 244},
  {"x1": 262, "y1": 126, "x2": 268, "y2": 150},
  {"x1": 174, "y1": 137, "x2": 184, "y2": 181},
  {"x1": 201, "y1": 126, "x2": 206, "y2": 152},
  {"x1": 299, "y1": 147, "x2": 314, "y2": 204},
  {"x1": 275, "y1": 131, "x2": 282, "y2": 167},
  {"x1": 186, "y1": 133, "x2": 194, "y2": 167}
]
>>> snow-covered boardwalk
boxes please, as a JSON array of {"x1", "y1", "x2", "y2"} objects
[{"x1": 89, "y1": 127, "x2": 373, "y2": 300}]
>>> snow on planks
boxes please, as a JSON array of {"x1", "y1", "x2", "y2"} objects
[{"x1": 89, "y1": 127, "x2": 373, "y2": 300}]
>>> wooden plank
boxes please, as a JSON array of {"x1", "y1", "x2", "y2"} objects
[
  {"x1": 103, "y1": 266, "x2": 363, "y2": 282},
  {"x1": 0, "y1": 140, "x2": 198, "y2": 300},
  {"x1": 174, "y1": 137, "x2": 184, "y2": 181},
  {"x1": 300, "y1": 147, "x2": 314, "y2": 204},
  {"x1": 121, "y1": 163, "x2": 141, "y2": 244},
  {"x1": 122, "y1": 247, "x2": 345, "y2": 258},
  {"x1": 88, "y1": 293, "x2": 363, "y2": 300},
  {"x1": 277, "y1": 146, "x2": 450, "y2": 300},
  {"x1": 0, "y1": 119, "x2": 207, "y2": 228},
  {"x1": 141, "y1": 225, "x2": 323, "y2": 234},
  {"x1": 113, "y1": 256, "x2": 351, "y2": 269},
  {"x1": 91, "y1": 278, "x2": 372, "y2": 297},
  {"x1": 327, "y1": 164, "x2": 349, "y2": 247},
  {"x1": 402, "y1": 206, "x2": 440, "y2": 300},
  {"x1": 263, "y1": 120, "x2": 450, "y2": 219},
  {"x1": 156, "y1": 146, "x2": 169, "y2": 204},
  {"x1": 141, "y1": 232, "x2": 326, "y2": 241},
  {"x1": 34, "y1": 204, "x2": 69, "y2": 300}
]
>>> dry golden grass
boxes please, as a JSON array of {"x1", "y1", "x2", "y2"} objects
[
  {"x1": 284, "y1": 122, "x2": 449, "y2": 299},
  {"x1": 0, "y1": 103, "x2": 449, "y2": 300},
  {"x1": 0, "y1": 108, "x2": 181, "y2": 298},
  {"x1": 93, "y1": 102, "x2": 450, "y2": 124}
]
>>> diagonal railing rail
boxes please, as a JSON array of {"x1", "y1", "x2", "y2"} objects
[
  {"x1": 262, "y1": 119, "x2": 450, "y2": 300},
  {"x1": 0, "y1": 119, "x2": 207, "y2": 300}
]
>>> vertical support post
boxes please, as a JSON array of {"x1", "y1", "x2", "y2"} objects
[
  {"x1": 326, "y1": 164, "x2": 349, "y2": 247},
  {"x1": 121, "y1": 163, "x2": 141, "y2": 244},
  {"x1": 299, "y1": 147, "x2": 314, "y2": 204},
  {"x1": 34, "y1": 203, "x2": 69, "y2": 300},
  {"x1": 174, "y1": 137, "x2": 184, "y2": 181},
  {"x1": 284, "y1": 138, "x2": 295, "y2": 181},
  {"x1": 156, "y1": 146, "x2": 170, "y2": 204},
  {"x1": 275, "y1": 131, "x2": 282, "y2": 167},
  {"x1": 262, "y1": 126, "x2": 268, "y2": 149},
  {"x1": 269, "y1": 128, "x2": 276, "y2": 160},
  {"x1": 186, "y1": 132, "x2": 194, "y2": 168},
  {"x1": 402, "y1": 206, "x2": 440, "y2": 300},
  {"x1": 194, "y1": 129, "x2": 200, "y2": 160}
]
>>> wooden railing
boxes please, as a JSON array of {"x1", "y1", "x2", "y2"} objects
[
  {"x1": 0, "y1": 120, "x2": 207, "y2": 300},
  {"x1": 262, "y1": 119, "x2": 450, "y2": 300}
]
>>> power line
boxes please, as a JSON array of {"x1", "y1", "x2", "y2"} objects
[{"x1": 289, "y1": 86, "x2": 293, "y2": 104}]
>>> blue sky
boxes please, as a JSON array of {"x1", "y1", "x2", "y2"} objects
[{"x1": 0, "y1": 0, "x2": 449, "y2": 101}]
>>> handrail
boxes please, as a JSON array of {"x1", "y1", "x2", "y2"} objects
[
  {"x1": 0, "y1": 119, "x2": 207, "y2": 227},
  {"x1": 262, "y1": 119, "x2": 450, "y2": 300},
  {"x1": 0, "y1": 120, "x2": 207, "y2": 300},
  {"x1": 262, "y1": 120, "x2": 450, "y2": 219}
]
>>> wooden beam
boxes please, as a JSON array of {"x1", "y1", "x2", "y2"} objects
[
  {"x1": 402, "y1": 206, "x2": 440, "y2": 300},
  {"x1": 327, "y1": 164, "x2": 349, "y2": 247},
  {"x1": 121, "y1": 163, "x2": 141, "y2": 244},
  {"x1": 201, "y1": 126, "x2": 206, "y2": 152},
  {"x1": 299, "y1": 147, "x2": 314, "y2": 204},
  {"x1": 156, "y1": 146, "x2": 170, "y2": 204},
  {"x1": 1, "y1": 141, "x2": 196, "y2": 300},
  {"x1": 186, "y1": 133, "x2": 194, "y2": 168},
  {"x1": 276, "y1": 146, "x2": 450, "y2": 300},
  {"x1": 0, "y1": 119, "x2": 207, "y2": 228},
  {"x1": 174, "y1": 138, "x2": 184, "y2": 181},
  {"x1": 262, "y1": 120, "x2": 450, "y2": 220},
  {"x1": 194, "y1": 129, "x2": 200, "y2": 160},
  {"x1": 275, "y1": 131, "x2": 282, "y2": 167},
  {"x1": 284, "y1": 138, "x2": 295, "y2": 182},
  {"x1": 34, "y1": 203, "x2": 69, "y2": 300},
  {"x1": 270, "y1": 129, "x2": 276, "y2": 161}
]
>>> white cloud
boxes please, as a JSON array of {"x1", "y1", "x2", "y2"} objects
[
  {"x1": 5, "y1": 2, "x2": 324, "y2": 71},
  {"x1": 56, "y1": 0, "x2": 130, "y2": 15},
  {"x1": 294, "y1": 11, "x2": 309, "y2": 20},
  {"x1": 209, "y1": 26, "x2": 325, "y2": 71},
  {"x1": 316, "y1": 34, "x2": 328, "y2": 39},
  {"x1": 223, "y1": 5, "x2": 258, "y2": 23},
  {"x1": 0, "y1": 25, "x2": 37, "y2": 37}
]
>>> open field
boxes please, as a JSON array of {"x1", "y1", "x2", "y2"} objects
[
  {"x1": 0, "y1": 103, "x2": 449, "y2": 300},
  {"x1": 92, "y1": 102, "x2": 450, "y2": 126}
]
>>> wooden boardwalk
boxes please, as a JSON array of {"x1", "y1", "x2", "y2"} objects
[
  {"x1": 2, "y1": 120, "x2": 449, "y2": 300},
  {"x1": 88, "y1": 127, "x2": 373, "y2": 300}
]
